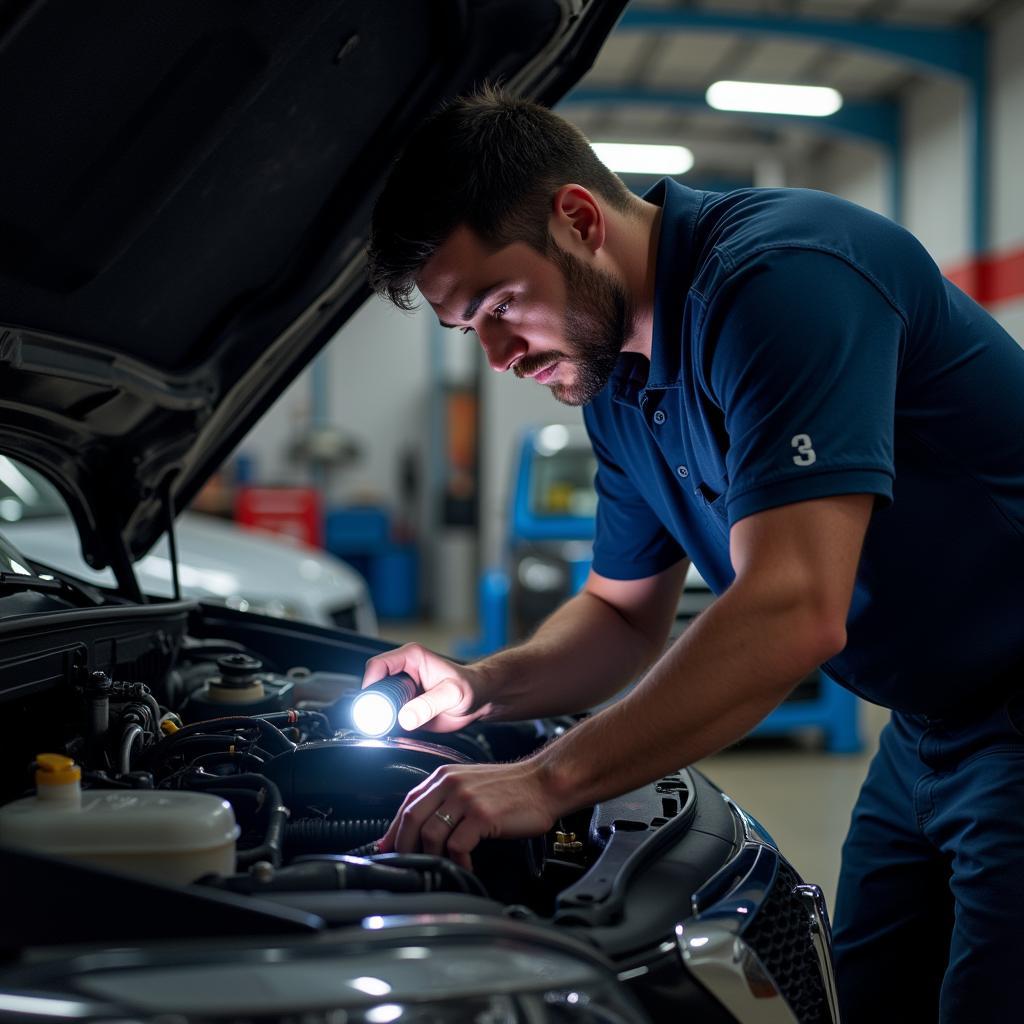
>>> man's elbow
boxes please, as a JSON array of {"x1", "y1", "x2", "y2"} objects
[{"x1": 791, "y1": 607, "x2": 847, "y2": 676}]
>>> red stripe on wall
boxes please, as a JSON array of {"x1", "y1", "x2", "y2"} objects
[{"x1": 945, "y1": 246, "x2": 1024, "y2": 307}]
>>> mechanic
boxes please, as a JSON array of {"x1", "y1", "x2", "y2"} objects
[{"x1": 363, "y1": 87, "x2": 1024, "y2": 1022}]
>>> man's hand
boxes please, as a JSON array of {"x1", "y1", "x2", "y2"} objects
[
  {"x1": 377, "y1": 760, "x2": 559, "y2": 871},
  {"x1": 361, "y1": 644, "x2": 492, "y2": 732}
]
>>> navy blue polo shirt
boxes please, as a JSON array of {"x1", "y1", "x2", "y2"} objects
[{"x1": 583, "y1": 179, "x2": 1024, "y2": 716}]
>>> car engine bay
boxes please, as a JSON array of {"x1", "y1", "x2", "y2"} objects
[{"x1": 0, "y1": 583, "x2": 834, "y2": 1023}]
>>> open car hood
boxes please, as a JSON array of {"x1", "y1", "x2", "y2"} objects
[{"x1": 0, "y1": 0, "x2": 626, "y2": 592}]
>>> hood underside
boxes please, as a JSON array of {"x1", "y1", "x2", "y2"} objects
[{"x1": 0, "y1": 0, "x2": 625, "y2": 585}]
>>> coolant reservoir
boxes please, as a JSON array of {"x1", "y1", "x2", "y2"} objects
[{"x1": 0, "y1": 754, "x2": 240, "y2": 885}]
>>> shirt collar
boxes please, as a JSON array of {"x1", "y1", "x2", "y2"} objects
[{"x1": 608, "y1": 178, "x2": 705, "y2": 405}]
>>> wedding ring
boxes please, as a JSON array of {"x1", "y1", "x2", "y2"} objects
[{"x1": 434, "y1": 809, "x2": 456, "y2": 829}]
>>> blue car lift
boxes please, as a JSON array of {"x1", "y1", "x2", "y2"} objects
[{"x1": 466, "y1": 429, "x2": 862, "y2": 754}]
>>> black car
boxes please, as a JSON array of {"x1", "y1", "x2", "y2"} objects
[{"x1": 0, "y1": 2, "x2": 838, "y2": 1021}]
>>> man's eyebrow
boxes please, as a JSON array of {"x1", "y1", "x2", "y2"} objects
[{"x1": 438, "y1": 282, "x2": 506, "y2": 329}]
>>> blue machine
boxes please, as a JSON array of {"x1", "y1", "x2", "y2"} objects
[{"x1": 467, "y1": 425, "x2": 861, "y2": 754}]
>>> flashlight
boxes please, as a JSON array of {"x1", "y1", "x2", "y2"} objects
[{"x1": 351, "y1": 672, "x2": 418, "y2": 737}]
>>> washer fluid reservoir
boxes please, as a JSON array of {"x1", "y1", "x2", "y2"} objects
[{"x1": 0, "y1": 754, "x2": 239, "y2": 885}]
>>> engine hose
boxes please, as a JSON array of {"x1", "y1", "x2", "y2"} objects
[
  {"x1": 285, "y1": 818, "x2": 391, "y2": 855},
  {"x1": 138, "y1": 692, "x2": 162, "y2": 737},
  {"x1": 186, "y1": 751, "x2": 265, "y2": 773},
  {"x1": 188, "y1": 773, "x2": 287, "y2": 869},
  {"x1": 148, "y1": 734, "x2": 238, "y2": 779},
  {"x1": 370, "y1": 852, "x2": 489, "y2": 899},
  {"x1": 255, "y1": 710, "x2": 333, "y2": 738},
  {"x1": 118, "y1": 723, "x2": 145, "y2": 775},
  {"x1": 159, "y1": 716, "x2": 295, "y2": 757}
]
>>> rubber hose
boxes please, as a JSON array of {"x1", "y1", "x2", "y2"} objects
[
  {"x1": 285, "y1": 818, "x2": 391, "y2": 855},
  {"x1": 119, "y1": 723, "x2": 145, "y2": 775},
  {"x1": 160, "y1": 716, "x2": 295, "y2": 756},
  {"x1": 189, "y1": 773, "x2": 287, "y2": 869}
]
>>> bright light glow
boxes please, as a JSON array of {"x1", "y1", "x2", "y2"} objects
[
  {"x1": 0, "y1": 994, "x2": 93, "y2": 1017},
  {"x1": 365, "y1": 916, "x2": 386, "y2": 930},
  {"x1": 367, "y1": 1006, "x2": 403, "y2": 1023},
  {"x1": 689, "y1": 936, "x2": 710, "y2": 948},
  {"x1": 349, "y1": 977, "x2": 392, "y2": 997},
  {"x1": 591, "y1": 142, "x2": 693, "y2": 176},
  {"x1": 352, "y1": 691, "x2": 398, "y2": 737},
  {"x1": 0, "y1": 498, "x2": 23, "y2": 522},
  {"x1": 706, "y1": 81, "x2": 843, "y2": 117},
  {"x1": 0, "y1": 456, "x2": 39, "y2": 504},
  {"x1": 536, "y1": 423, "x2": 570, "y2": 455}
]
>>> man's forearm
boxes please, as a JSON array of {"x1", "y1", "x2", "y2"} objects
[
  {"x1": 530, "y1": 574, "x2": 845, "y2": 813},
  {"x1": 475, "y1": 590, "x2": 662, "y2": 721}
]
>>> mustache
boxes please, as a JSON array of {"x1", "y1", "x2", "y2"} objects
[{"x1": 512, "y1": 352, "x2": 566, "y2": 379}]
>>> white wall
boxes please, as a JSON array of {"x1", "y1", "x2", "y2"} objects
[
  {"x1": 987, "y1": 2, "x2": 1024, "y2": 342},
  {"x1": 799, "y1": 141, "x2": 890, "y2": 219},
  {"x1": 989, "y1": 3, "x2": 1024, "y2": 252},
  {"x1": 240, "y1": 296, "x2": 433, "y2": 513},
  {"x1": 902, "y1": 76, "x2": 971, "y2": 268}
]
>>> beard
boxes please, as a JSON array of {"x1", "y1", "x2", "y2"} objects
[{"x1": 512, "y1": 238, "x2": 634, "y2": 406}]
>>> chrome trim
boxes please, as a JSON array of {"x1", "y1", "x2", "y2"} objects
[
  {"x1": 676, "y1": 921, "x2": 799, "y2": 1024},
  {"x1": 794, "y1": 884, "x2": 841, "y2": 1024},
  {"x1": 722, "y1": 792, "x2": 779, "y2": 849},
  {"x1": 691, "y1": 841, "x2": 778, "y2": 921}
]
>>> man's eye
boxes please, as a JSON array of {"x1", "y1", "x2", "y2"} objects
[{"x1": 493, "y1": 300, "x2": 511, "y2": 319}]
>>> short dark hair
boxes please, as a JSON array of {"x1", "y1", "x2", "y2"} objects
[{"x1": 367, "y1": 85, "x2": 635, "y2": 310}]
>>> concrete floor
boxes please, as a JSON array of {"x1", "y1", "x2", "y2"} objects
[{"x1": 380, "y1": 618, "x2": 890, "y2": 914}]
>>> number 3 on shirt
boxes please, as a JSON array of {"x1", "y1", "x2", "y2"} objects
[{"x1": 791, "y1": 434, "x2": 817, "y2": 466}]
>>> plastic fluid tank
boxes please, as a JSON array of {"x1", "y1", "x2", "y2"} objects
[{"x1": 0, "y1": 754, "x2": 239, "y2": 885}]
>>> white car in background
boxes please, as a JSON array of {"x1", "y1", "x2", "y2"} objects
[{"x1": 0, "y1": 456, "x2": 376, "y2": 634}]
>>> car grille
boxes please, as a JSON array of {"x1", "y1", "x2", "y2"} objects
[{"x1": 743, "y1": 859, "x2": 828, "y2": 1024}]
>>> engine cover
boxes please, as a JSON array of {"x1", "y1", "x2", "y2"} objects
[{"x1": 263, "y1": 736, "x2": 471, "y2": 819}]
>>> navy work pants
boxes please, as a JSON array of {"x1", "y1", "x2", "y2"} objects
[{"x1": 832, "y1": 696, "x2": 1024, "y2": 1022}]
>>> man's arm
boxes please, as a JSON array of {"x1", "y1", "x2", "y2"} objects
[
  {"x1": 379, "y1": 492, "x2": 872, "y2": 866},
  {"x1": 476, "y1": 558, "x2": 689, "y2": 720},
  {"x1": 363, "y1": 559, "x2": 687, "y2": 730},
  {"x1": 534, "y1": 493, "x2": 873, "y2": 807}
]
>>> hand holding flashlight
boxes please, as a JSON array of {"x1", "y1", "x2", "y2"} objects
[{"x1": 359, "y1": 644, "x2": 492, "y2": 734}]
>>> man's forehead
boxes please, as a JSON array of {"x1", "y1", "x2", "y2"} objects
[{"x1": 417, "y1": 224, "x2": 491, "y2": 307}]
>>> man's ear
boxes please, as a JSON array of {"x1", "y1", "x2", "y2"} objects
[{"x1": 550, "y1": 184, "x2": 605, "y2": 255}]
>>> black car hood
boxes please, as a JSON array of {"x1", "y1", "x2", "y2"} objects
[{"x1": 0, "y1": 0, "x2": 625, "y2": 590}]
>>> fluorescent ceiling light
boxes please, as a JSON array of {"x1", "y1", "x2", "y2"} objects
[
  {"x1": 592, "y1": 142, "x2": 694, "y2": 176},
  {"x1": 706, "y1": 81, "x2": 843, "y2": 117}
]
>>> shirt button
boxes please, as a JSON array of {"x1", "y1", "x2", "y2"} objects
[
  {"x1": 653, "y1": 410, "x2": 667, "y2": 425},
  {"x1": 677, "y1": 465, "x2": 689, "y2": 478}
]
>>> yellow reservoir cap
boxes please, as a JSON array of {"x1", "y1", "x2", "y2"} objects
[{"x1": 35, "y1": 754, "x2": 81, "y2": 786}]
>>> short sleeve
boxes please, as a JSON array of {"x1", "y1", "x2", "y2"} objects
[
  {"x1": 582, "y1": 406, "x2": 686, "y2": 579},
  {"x1": 703, "y1": 249, "x2": 904, "y2": 525}
]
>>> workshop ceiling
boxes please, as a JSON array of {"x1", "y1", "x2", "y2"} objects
[{"x1": 560, "y1": 0, "x2": 1012, "y2": 187}]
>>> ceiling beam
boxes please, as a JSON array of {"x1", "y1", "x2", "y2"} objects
[{"x1": 617, "y1": 6, "x2": 984, "y2": 80}]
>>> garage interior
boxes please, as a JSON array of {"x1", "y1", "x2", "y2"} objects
[
  {"x1": 188, "y1": 0, "x2": 1023, "y2": 911},
  {"x1": 3, "y1": 0, "x2": 1019, "y2": 950}
]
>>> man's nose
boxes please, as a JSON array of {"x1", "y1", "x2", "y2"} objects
[{"x1": 479, "y1": 324, "x2": 526, "y2": 373}]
